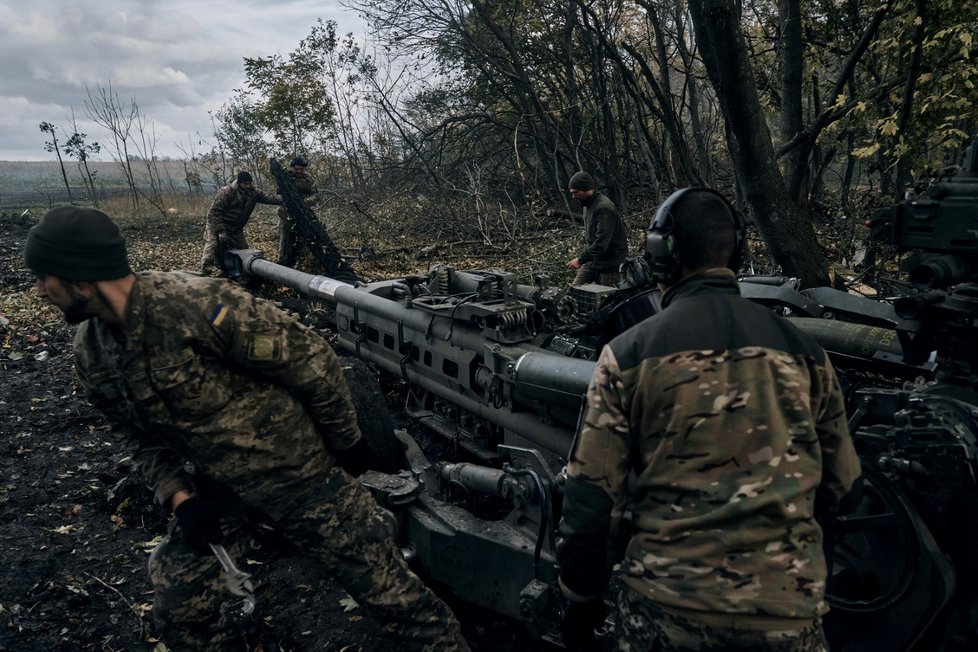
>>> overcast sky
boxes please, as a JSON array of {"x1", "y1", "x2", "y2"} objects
[{"x1": 0, "y1": 0, "x2": 363, "y2": 161}]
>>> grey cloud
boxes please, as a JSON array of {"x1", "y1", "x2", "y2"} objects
[{"x1": 0, "y1": 0, "x2": 356, "y2": 160}]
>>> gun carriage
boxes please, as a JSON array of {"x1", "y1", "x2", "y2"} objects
[{"x1": 223, "y1": 144, "x2": 978, "y2": 649}]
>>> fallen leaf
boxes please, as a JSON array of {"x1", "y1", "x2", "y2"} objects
[
  {"x1": 339, "y1": 596, "x2": 359, "y2": 612},
  {"x1": 134, "y1": 534, "x2": 165, "y2": 551}
]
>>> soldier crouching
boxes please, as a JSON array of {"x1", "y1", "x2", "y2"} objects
[{"x1": 25, "y1": 206, "x2": 470, "y2": 651}]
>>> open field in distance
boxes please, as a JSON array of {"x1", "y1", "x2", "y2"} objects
[{"x1": 0, "y1": 160, "x2": 218, "y2": 211}]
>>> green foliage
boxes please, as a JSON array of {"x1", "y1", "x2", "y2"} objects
[
  {"x1": 212, "y1": 18, "x2": 380, "y2": 189},
  {"x1": 38, "y1": 122, "x2": 59, "y2": 154},
  {"x1": 841, "y1": 0, "x2": 978, "y2": 178},
  {"x1": 211, "y1": 89, "x2": 275, "y2": 181},
  {"x1": 63, "y1": 131, "x2": 100, "y2": 162}
]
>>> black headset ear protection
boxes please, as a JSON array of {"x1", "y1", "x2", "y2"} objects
[{"x1": 643, "y1": 187, "x2": 745, "y2": 285}]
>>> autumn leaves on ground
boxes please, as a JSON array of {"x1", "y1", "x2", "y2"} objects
[{"x1": 0, "y1": 205, "x2": 560, "y2": 652}]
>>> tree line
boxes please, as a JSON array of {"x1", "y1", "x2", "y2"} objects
[{"x1": 41, "y1": 0, "x2": 978, "y2": 287}]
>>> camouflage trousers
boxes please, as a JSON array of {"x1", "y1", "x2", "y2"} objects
[
  {"x1": 573, "y1": 263, "x2": 621, "y2": 287},
  {"x1": 149, "y1": 465, "x2": 470, "y2": 652},
  {"x1": 199, "y1": 225, "x2": 248, "y2": 275},
  {"x1": 615, "y1": 588, "x2": 828, "y2": 652}
]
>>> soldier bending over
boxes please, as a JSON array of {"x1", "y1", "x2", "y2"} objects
[{"x1": 26, "y1": 206, "x2": 470, "y2": 652}]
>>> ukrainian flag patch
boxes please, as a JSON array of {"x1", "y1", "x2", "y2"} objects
[{"x1": 210, "y1": 304, "x2": 229, "y2": 327}]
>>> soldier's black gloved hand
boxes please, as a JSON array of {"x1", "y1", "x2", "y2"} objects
[
  {"x1": 560, "y1": 598, "x2": 606, "y2": 652},
  {"x1": 334, "y1": 437, "x2": 375, "y2": 477},
  {"x1": 174, "y1": 497, "x2": 224, "y2": 555}
]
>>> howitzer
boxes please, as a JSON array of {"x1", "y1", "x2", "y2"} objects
[
  {"x1": 818, "y1": 139, "x2": 978, "y2": 651},
  {"x1": 225, "y1": 245, "x2": 918, "y2": 644},
  {"x1": 221, "y1": 140, "x2": 978, "y2": 650}
]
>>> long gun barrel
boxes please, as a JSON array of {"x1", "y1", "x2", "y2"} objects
[{"x1": 229, "y1": 249, "x2": 591, "y2": 464}]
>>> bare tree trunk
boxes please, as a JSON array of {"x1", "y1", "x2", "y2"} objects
[
  {"x1": 39, "y1": 123, "x2": 74, "y2": 205},
  {"x1": 893, "y1": 0, "x2": 928, "y2": 199},
  {"x1": 132, "y1": 111, "x2": 167, "y2": 216},
  {"x1": 674, "y1": 6, "x2": 714, "y2": 185},
  {"x1": 688, "y1": 0, "x2": 829, "y2": 287},
  {"x1": 779, "y1": 0, "x2": 808, "y2": 204}
]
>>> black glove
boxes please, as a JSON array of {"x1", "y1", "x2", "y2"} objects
[
  {"x1": 560, "y1": 598, "x2": 606, "y2": 652},
  {"x1": 334, "y1": 437, "x2": 375, "y2": 477},
  {"x1": 174, "y1": 497, "x2": 224, "y2": 555}
]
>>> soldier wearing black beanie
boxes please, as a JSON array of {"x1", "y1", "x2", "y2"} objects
[{"x1": 24, "y1": 206, "x2": 133, "y2": 281}]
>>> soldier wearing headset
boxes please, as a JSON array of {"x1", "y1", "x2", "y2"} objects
[{"x1": 556, "y1": 187, "x2": 862, "y2": 651}]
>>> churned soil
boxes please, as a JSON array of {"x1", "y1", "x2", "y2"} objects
[{"x1": 0, "y1": 213, "x2": 550, "y2": 652}]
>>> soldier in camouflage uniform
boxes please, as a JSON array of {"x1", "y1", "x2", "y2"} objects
[
  {"x1": 556, "y1": 188, "x2": 862, "y2": 652},
  {"x1": 277, "y1": 156, "x2": 319, "y2": 268},
  {"x1": 565, "y1": 171, "x2": 628, "y2": 286},
  {"x1": 200, "y1": 170, "x2": 283, "y2": 276},
  {"x1": 25, "y1": 206, "x2": 470, "y2": 652}
]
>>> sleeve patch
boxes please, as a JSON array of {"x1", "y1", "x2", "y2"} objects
[
  {"x1": 210, "y1": 305, "x2": 229, "y2": 327},
  {"x1": 247, "y1": 335, "x2": 281, "y2": 361}
]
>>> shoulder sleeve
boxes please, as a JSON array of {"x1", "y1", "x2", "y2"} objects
[
  {"x1": 567, "y1": 345, "x2": 632, "y2": 496},
  {"x1": 257, "y1": 190, "x2": 284, "y2": 205},
  {"x1": 557, "y1": 345, "x2": 630, "y2": 600},
  {"x1": 813, "y1": 356, "x2": 862, "y2": 513},
  {"x1": 208, "y1": 286, "x2": 361, "y2": 452}
]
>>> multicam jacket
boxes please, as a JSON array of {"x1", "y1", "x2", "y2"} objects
[
  {"x1": 206, "y1": 180, "x2": 283, "y2": 235},
  {"x1": 578, "y1": 192, "x2": 628, "y2": 272},
  {"x1": 73, "y1": 271, "x2": 362, "y2": 520},
  {"x1": 558, "y1": 269, "x2": 861, "y2": 619}
]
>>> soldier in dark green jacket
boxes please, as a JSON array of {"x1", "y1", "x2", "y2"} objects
[
  {"x1": 200, "y1": 170, "x2": 283, "y2": 276},
  {"x1": 26, "y1": 207, "x2": 470, "y2": 652},
  {"x1": 565, "y1": 171, "x2": 628, "y2": 286},
  {"x1": 277, "y1": 156, "x2": 319, "y2": 267},
  {"x1": 556, "y1": 188, "x2": 861, "y2": 652}
]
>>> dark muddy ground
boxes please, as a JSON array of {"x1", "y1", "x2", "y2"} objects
[{"x1": 0, "y1": 213, "x2": 555, "y2": 651}]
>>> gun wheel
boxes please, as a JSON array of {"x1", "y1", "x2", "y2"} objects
[{"x1": 339, "y1": 355, "x2": 405, "y2": 473}]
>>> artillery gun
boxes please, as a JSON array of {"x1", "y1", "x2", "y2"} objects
[
  {"x1": 821, "y1": 140, "x2": 978, "y2": 651},
  {"x1": 221, "y1": 144, "x2": 978, "y2": 649}
]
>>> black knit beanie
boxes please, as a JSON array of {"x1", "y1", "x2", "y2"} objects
[
  {"x1": 568, "y1": 171, "x2": 597, "y2": 190},
  {"x1": 237, "y1": 170, "x2": 253, "y2": 184},
  {"x1": 24, "y1": 206, "x2": 133, "y2": 281}
]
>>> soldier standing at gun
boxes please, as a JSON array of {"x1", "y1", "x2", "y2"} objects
[
  {"x1": 277, "y1": 156, "x2": 319, "y2": 268},
  {"x1": 565, "y1": 170, "x2": 628, "y2": 286},
  {"x1": 26, "y1": 206, "x2": 471, "y2": 652},
  {"x1": 200, "y1": 170, "x2": 283, "y2": 276},
  {"x1": 557, "y1": 188, "x2": 862, "y2": 651}
]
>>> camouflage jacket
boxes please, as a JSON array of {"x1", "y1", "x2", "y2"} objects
[
  {"x1": 277, "y1": 170, "x2": 319, "y2": 216},
  {"x1": 73, "y1": 271, "x2": 362, "y2": 520},
  {"x1": 578, "y1": 192, "x2": 628, "y2": 272},
  {"x1": 557, "y1": 269, "x2": 861, "y2": 619},
  {"x1": 287, "y1": 170, "x2": 318, "y2": 198},
  {"x1": 205, "y1": 180, "x2": 283, "y2": 234}
]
